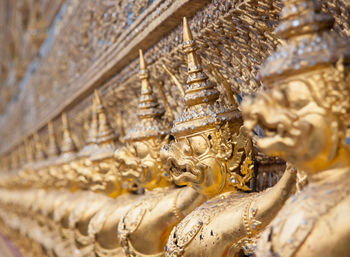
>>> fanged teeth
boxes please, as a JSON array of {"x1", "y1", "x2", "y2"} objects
[
  {"x1": 170, "y1": 167, "x2": 182, "y2": 176},
  {"x1": 277, "y1": 123, "x2": 285, "y2": 135},
  {"x1": 263, "y1": 127, "x2": 277, "y2": 137},
  {"x1": 290, "y1": 128, "x2": 301, "y2": 137}
]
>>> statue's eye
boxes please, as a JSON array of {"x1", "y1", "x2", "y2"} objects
[
  {"x1": 290, "y1": 99, "x2": 309, "y2": 110},
  {"x1": 272, "y1": 89, "x2": 284, "y2": 103},
  {"x1": 183, "y1": 144, "x2": 192, "y2": 155},
  {"x1": 285, "y1": 81, "x2": 312, "y2": 110},
  {"x1": 187, "y1": 135, "x2": 209, "y2": 156},
  {"x1": 133, "y1": 142, "x2": 148, "y2": 158}
]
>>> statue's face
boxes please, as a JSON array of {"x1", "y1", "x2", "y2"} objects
[
  {"x1": 19, "y1": 168, "x2": 36, "y2": 186},
  {"x1": 91, "y1": 157, "x2": 121, "y2": 195},
  {"x1": 70, "y1": 157, "x2": 94, "y2": 186},
  {"x1": 49, "y1": 165, "x2": 63, "y2": 183},
  {"x1": 39, "y1": 166, "x2": 55, "y2": 186},
  {"x1": 116, "y1": 138, "x2": 168, "y2": 190},
  {"x1": 33, "y1": 167, "x2": 45, "y2": 187},
  {"x1": 62, "y1": 162, "x2": 77, "y2": 183},
  {"x1": 47, "y1": 163, "x2": 69, "y2": 187},
  {"x1": 243, "y1": 78, "x2": 336, "y2": 173},
  {"x1": 161, "y1": 132, "x2": 226, "y2": 196},
  {"x1": 115, "y1": 145, "x2": 142, "y2": 191}
]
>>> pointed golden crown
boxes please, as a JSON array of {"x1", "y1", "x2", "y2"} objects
[
  {"x1": 47, "y1": 121, "x2": 60, "y2": 158},
  {"x1": 259, "y1": 0, "x2": 350, "y2": 81},
  {"x1": 78, "y1": 96, "x2": 99, "y2": 158},
  {"x1": 171, "y1": 17, "x2": 240, "y2": 137},
  {"x1": 4, "y1": 153, "x2": 11, "y2": 171},
  {"x1": 34, "y1": 132, "x2": 46, "y2": 161},
  {"x1": 0, "y1": 155, "x2": 8, "y2": 172},
  {"x1": 18, "y1": 143, "x2": 26, "y2": 167},
  {"x1": 87, "y1": 97, "x2": 98, "y2": 145},
  {"x1": 10, "y1": 147, "x2": 20, "y2": 170},
  {"x1": 94, "y1": 90, "x2": 116, "y2": 146},
  {"x1": 61, "y1": 113, "x2": 77, "y2": 155},
  {"x1": 124, "y1": 49, "x2": 168, "y2": 141},
  {"x1": 24, "y1": 137, "x2": 35, "y2": 163},
  {"x1": 89, "y1": 90, "x2": 116, "y2": 161}
]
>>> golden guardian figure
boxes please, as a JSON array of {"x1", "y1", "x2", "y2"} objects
[
  {"x1": 114, "y1": 49, "x2": 204, "y2": 257},
  {"x1": 242, "y1": 0, "x2": 350, "y2": 256},
  {"x1": 162, "y1": 17, "x2": 297, "y2": 257}
]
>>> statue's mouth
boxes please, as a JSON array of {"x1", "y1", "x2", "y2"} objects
[
  {"x1": 90, "y1": 183, "x2": 105, "y2": 192},
  {"x1": 244, "y1": 106, "x2": 304, "y2": 155},
  {"x1": 166, "y1": 157, "x2": 202, "y2": 185},
  {"x1": 115, "y1": 147, "x2": 144, "y2": 183},
  {"x1": 120, "y1": 167, "x2": 142, "y2": 180}
]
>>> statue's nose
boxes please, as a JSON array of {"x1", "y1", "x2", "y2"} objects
[
  {"x1": 242, "y1": 95, "x2": 269, "y2": 124},
  {"x1": 160, "y1": 144, "x2": 172, "y2": 165}
]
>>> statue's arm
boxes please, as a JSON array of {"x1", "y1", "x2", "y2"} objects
[{"x1": 252, "y1": 165, "x2": 297, "y2": 226}]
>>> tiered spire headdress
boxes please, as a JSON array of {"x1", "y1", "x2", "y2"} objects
[
  {"x1": 25, "y1": 137, "x2": 35, "y2": 164},
  {"x1": 21, "y1": 137, "x2": 35, "y2": 172},
  {"x1": 78, "y1": 96, "x2": 99, "y2": 157},
  {"x1": 171, "y1": 17, "x2": 240, "y2": 137},
  {"x1": 47, "y1": 121, "x2": 60, "y2": 159},
  {"x1": 9, "y1": 148, "x2": 19, "y2": 171},
  {"x1": 95, "y1": 90, "x2": 116, "y2": 146},
  {"x1": 32, "y1": 132, "x2": 47, "y2": 170},
  {"x1": 89, "y1": 90, "x2": 117, "y2": 161},
  {"x1": 60, "y1": 112, "x2": 77, "y2": 157},
  {"x1": 259, "y1": 0, "x2": 350, "y2": 82},
  {"x1": 87, "y1": 96, "x2": 98, "y2": 145},
  {"x1": 18, "y1": 143, "x2": 27, "y2": 168},
  {"x1": 124, "y1": 49, "x2": 168, "y2": 141},
  {"x1": 34, "y1": 132, "x2": 46, "y2": 161},
  {"x1": 260, "y1": 0, "x2": 350, "y2": 131}
]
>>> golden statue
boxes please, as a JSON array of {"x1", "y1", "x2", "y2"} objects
[
  {"x1": 86, "y1": 49, "x2": 203, "y2": 257},
  {"x1": 21, "y1": 132, "x2": 47, "y2": 189},
  {"x1": 71, "y1": 95, "x2": 99, "y2": 191},
  {"x1": 1, "y1": 2, "x2": 350, "y2": 256},
  {"x1": 67, "y1": 92, "x2": 123, "y2": 256},
  {"x1": 242, "y1": 0, "x2": 350, "y2": 256},
  {"x1": 47, "y1": 113, "x2": 79, "y2": 190},
  {"x1": 161, "y1": 17, "x2": 297, "y2": 257},
  {"x1": 34, "y1": 121, "x2": 63, "y2": 189},
  {"x1": 22, "y1": 116, "x2": 79, "y2": 256},
  {"x1": 82, "y1": 90, "x2": 123, "y2": 196},
  {"x1": 45, "y1": 114, "x2": 84, "y2": 256},
  {"x1": 5, "y1": 138, "x2": 36, "y2": 189}
]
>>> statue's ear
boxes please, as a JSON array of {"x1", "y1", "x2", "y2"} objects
[
  {"x1": 228, "y1": 149, "x2": 243, "y2": 173},
  {"x1": 328, "y1": 121, "x2": 339, "y2": 162}
]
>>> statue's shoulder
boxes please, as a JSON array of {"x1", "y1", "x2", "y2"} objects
[
  {"x1": 166, "y1": 191, "x2": 254, "y2": 254},
  {"x1": 257, "y1": 171, "x2": 350, "y2": 257},
  {"x1": 88, "y1": 201, "x2": 117, "y2": 236},
  {"x1": 118, "y1": 188, "x2": 170, "y2": 235},
  {"x1": 89, "y1": 193, "x2": 140, "y2": 236},
  {"x1": 295, "y1": 195, "x2": 350, "y2": 257}
]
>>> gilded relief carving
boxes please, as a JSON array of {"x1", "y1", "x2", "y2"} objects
[
  {"x1": 0, "y1": 0, "x2": 349, "y2": 257},
  {"x1": 160, "y1": 17, "x2": 297, "y2": 257}
]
